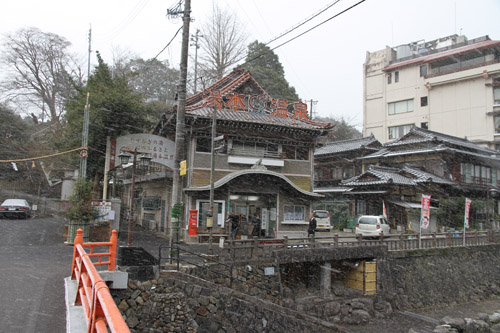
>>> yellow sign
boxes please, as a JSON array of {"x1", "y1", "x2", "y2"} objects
[{"x1": 180, "y1": 160, "x2": 186, "y2": 175}]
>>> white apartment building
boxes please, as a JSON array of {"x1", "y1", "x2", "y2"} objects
[{"x1": 363, "y1": 35, "x2": 500, "y2": 149}]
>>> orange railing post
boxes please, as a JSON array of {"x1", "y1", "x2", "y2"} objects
[
  {"x1": 70, "y1": 229, "x2": 129, "y2": 332},
  {"x1": 71, "y1": 229, "x2": 84, "y2": 279},
  {"x1": 109, "y1": 230, "x2": 117, "y2": 271}
]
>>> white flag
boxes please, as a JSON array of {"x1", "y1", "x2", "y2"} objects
[{"x1": 11, "y1": 162, "x2": 18, "y2": 171}]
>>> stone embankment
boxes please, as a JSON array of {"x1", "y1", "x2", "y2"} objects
[{"x1": 111, "y1": 273, "x2": 395, "y2": 332}]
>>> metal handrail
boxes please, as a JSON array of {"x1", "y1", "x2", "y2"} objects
[
  {"x1": 159, "y1": 245, "x2": 282, "y2": 299},
  {"x1": 222, "y1": 230, "x2": 500, "y2": 260},
  {"x1": 71, "y1": 229, "x2": 129, "y2": 333}
]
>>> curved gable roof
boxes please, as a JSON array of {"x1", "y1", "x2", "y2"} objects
[{"x1": 184, "y1": 168, "x2": 323, "y2": 198}]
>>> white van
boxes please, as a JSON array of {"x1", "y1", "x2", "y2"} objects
[{"x1": 313, "y1": 210, "x2": 333, "y2": 232}]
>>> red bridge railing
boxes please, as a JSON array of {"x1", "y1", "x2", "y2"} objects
[{"x1": 71, "y1": 229, "x2": 130, "y2": 333}]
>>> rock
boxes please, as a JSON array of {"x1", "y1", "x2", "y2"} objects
[
  {"x1": 343, "y1": 309, "x2": 370, "y2": 325},
  {"x1": 491, "y1": 323, "x2": 500, "y2": 333},
  {"x1": 118, "y1": 300, "x2": 129, "y2": 312},
  {"x1": 432, "y1": 325, "x2": 458, "y2": 332},
  {"x1": 136, "y1": 296, "x2": 144, "y2": 305},
  {"x1": 464, "y1": 318, "x2": 490, "y2": 333},
  {"x1": 131, "y1": 289, "x2": 141, "y2": 299},
  {"x1": 197, "y1": 305, "x2": 208, "y2": 317},
  {"x1": 440, "y1": 316, "x2": 465, "y2": 331},
  {"x1": 126, "y1": 315, "x2": 139, "y2": 328},
  {"x1": 490, "y1": 313, "x2": 500, "y2": 324}
]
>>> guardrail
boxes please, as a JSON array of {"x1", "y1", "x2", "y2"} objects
[
  {"x1": 223, "y1": 230, "x2": 500, "y2": 260},
  {"x1": 71, "y1": 229, "x2": 130, "y2": 333}
]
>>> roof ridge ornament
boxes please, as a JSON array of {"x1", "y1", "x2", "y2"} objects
[{"x1": 251, "y1": 159, "x2": 267, "y2": 170}]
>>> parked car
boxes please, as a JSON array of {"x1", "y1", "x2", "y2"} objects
[
  {"x1": 355, "y1": 215, "x2": 390, "y2": 238},
  {"x1": 0, "y1": 199, "x2": 31, "y2": 219},
  {"x1": 313, "y1": 210, "x2": 333, "y2": 232}
]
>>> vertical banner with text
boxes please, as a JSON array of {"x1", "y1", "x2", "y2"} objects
[
  {"x1": 464, "y1": 198, "x2": 472, "y2": 229},
  {"x1": 421, "y1": 194, "x2": 431, "y2": 230}
]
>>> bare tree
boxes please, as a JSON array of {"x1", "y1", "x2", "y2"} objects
[
  {"x1": 199, "y1": 3, "x2": 248, "y2": 81},
  {"x1": 0, "y1": 27, "x2": 81, "y2": 126}
]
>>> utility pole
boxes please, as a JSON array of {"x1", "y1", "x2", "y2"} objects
[
  {"x1": 190, "y1": 29, "x2": 203, "y2": 94},
  {"x1": 208, "y1": 105, "x2": 217, "y2": 254},
  {"x1": 305, "y1": 99, "x2": 318, "y2": 120},
  {"x1": 79, "y1": 27, "x2": 92, "y2": 179},
  {"x1": 168, "y1": 0, "x2": 191, "y2": 250}
]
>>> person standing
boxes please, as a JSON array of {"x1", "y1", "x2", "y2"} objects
[{"x1": 308, "y1": 212, "x2": 317, "y2": 237}]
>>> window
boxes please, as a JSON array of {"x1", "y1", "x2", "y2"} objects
[
  {"x1": 196, "y1": 137, "x2": 211, "y2": 153},
  {"x1": 232, "y1": 140, "x2": 277, "y2": 157},
  {"x1": 395, "y1": 71, "x2": 399, "y2": 83},
  {"x1": 388, "y1": 99, "x2": 414, "y2": 115},
  {"x1": 495, "y1": 115, "x2": 500, "y2": 134},
  {"x1": 494, "y1": 87, "x2": 500, "y2": 105},
  {"x1": 421, "y1": 122, "x2": 428, "y2": 129},
  {"x1": 461, "y1": 163, "x2": 495, "y2": 185},
  {"x1": 421, "y1": 96, "x2": 428, "y2": 107},
  {"x1": 284, "y1": 205, "x2": 305, "y2": 221},
  {"x1": 420, "y1": 65, "x2": 427, "y2": 77},
  {"x1": 282, "y1": 145, "x2": 309, "y2": 160},
  {"x1": 389, "y1": 124, "x2": 413, "y2": 140},
  {"x1": 387, "y1": 73, "x2": 392, "y2": 84}
]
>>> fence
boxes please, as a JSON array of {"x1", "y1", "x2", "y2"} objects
[
  {"x1": 222, "y1": 230, "x2": 500, "y2": 260},
  {"x1": 158, "y1": 245, "x2": 283, "y2": 303},
  {"x1": 71, "y1": 229, "x2": 130, "y2": 333}
]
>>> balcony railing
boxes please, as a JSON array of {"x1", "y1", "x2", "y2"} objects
[{"x1": 228, "y1": 148, "x2": 281, "y2": 159}]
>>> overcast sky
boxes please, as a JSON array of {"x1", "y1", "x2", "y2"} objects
[{"x1": 2, "y1": 0, "x2": 500, "y2": 129}]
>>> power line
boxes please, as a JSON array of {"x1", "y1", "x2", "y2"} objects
[
  {"x1": 190, "y1": 0, "x2": 366, "y2": 89},
  {"x1": 265, "y1": 0, "x2": 341, "y2": 46},
  {"x1": 152, "y1": 25, "x2": 183, "y2": 61}
]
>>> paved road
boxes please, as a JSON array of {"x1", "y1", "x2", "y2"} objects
[{"x1": 0, "y1": 217, "x2": 73, "y2": 333}]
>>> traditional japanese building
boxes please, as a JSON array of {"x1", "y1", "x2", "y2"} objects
[
  {"x1": 153, "y1": 67, "x2": 332, "y2": 239},
  {"x1": 340, "y1": 126, "x2": 500, "y2": 231}
]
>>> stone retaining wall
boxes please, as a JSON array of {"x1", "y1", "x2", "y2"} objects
[
  {"x1": 111, "y1": 273, "x2": 341, "y2": 332},
  {"x1": 378, "y1": 244, "x2": 500, "y2": 310}
]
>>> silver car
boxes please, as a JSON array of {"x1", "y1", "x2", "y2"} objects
[
  {"x1": 355, "y1": 215, "x2": 390, "y2": 238},
  {"x1": 0, "y1": 199, "x2": 32, "y2": 219}
]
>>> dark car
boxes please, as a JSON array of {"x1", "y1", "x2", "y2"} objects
[{"x1": 0, "y1": 199, "x2": 31, "y2": 219}]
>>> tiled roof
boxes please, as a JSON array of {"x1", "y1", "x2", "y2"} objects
[
  {"x1": 165, "y1": 67, "x2": 332, "y2": 131},
  {"x1": 188, "y1": 107, "x2": 331, "y2": 130},
  {"x1": 341, "y1": 165, "x2": 453, "y2": 186},
  {"x1": 314, "y1": 134, "x2": 380, "y2": 156},
  {"x1": 383, "y1": 39, "x2": 500, "y2": 71},
  {"x1": 385, "y1": 127, "x2": 497, "y2": 155}
]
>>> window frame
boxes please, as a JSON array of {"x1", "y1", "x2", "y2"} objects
[
  {"x1": 283, "y1": 205, "x2": 306, "y2": 222},
  {"x1": 388, "y1": 99, "x2": 414, "y2": 115},
  {"x1": 421, "y1": 96, "x2": 428, "y2": 107},
  {"x1": 388, "y1": 124, "x2": 413, "y2": 140}
]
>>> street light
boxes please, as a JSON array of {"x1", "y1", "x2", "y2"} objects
[
  {"x1": 119, "y1": 148, "x2": 151, "y2": 246},
  {"x1": 486, "y1": 188, "x2": 498, "y2": 231}
]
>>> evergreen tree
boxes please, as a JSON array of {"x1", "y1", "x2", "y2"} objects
[
  {"x1": 314, "y1": 116, "x2": 362, "y2": 142},
  {"x1": 60, "y1": 52, "x2": 154, "y2": 182},
  {"x1": 0, "y1": 104, "x2": 32, "y2": 181},
  {"x1": 242, "y1": 41, "x2": 299, "y2": 101}
]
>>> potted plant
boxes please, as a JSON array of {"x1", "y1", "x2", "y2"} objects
[{"x1": 66, "y1": 178, "x2": 97, "y2": 244}]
